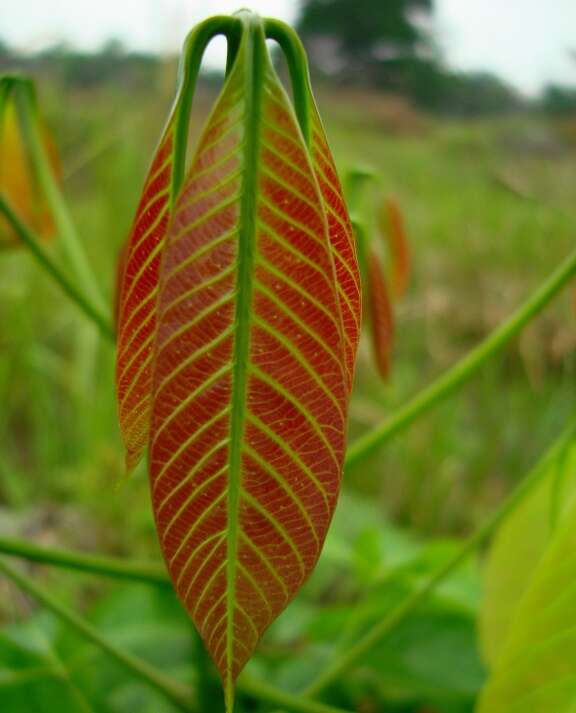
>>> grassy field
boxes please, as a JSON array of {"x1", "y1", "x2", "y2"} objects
[{"x1": 0, "y1": 74, "x2": 574, "y2": 712}]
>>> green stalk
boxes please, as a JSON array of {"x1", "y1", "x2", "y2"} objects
[
  {"x1": 0, "y1": 557, "x2": 194, "y2": 712},
  {"x1": 0, "y1": 536, "x2": 169, "y2": 585},
  {"x1": 0, "y1": 194, "x2": 115, "y2": 341},
  {"x1": 264, "y1": 18, "x2": 312, "y2": 145},
  {"x1": 304, "y1": 415, "x2": 576, "y2": 697},
  {"x1": 237, "y1": 675, "x2": 351, "y2": 713},
  {"x1": 172, "y1": 15, "x2": 237, "y2": 200},
  {"x1": 345, "y1": 246, "x2": 576, "y2": 471}
]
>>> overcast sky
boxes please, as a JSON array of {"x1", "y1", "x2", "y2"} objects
[{"x1": 3, "y1": 0, "x2": 576, "y2": 94}]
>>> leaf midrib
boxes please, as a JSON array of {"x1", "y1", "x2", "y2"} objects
[{"x1": 225, "y1": 21, "x2": 264, "y2": 695}]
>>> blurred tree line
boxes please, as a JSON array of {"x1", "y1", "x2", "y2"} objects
[
  {"x1": 1, "y1": 0, "x2": 575, "y2": 117},
  {"x1": 297, "y1": 0, "x2": 523, "y2": 115}
]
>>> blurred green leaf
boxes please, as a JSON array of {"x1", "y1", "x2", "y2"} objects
[
  {"x1": 479, "y1": 443, "x2": 576, "y2": 666},
  {"x1": 478, "y1": 480, "x2": 576, "y2": 712},
  {"x1": 0, "y1": 615, "x2": 96, "y2": 713},
  {"x1": 1, "y1": 586, "x2": 198, "y2": 713}
]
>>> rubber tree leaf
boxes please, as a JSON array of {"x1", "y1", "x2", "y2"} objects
[
  {"x1": 0, "y1": 76, "x2": 60, "y2": 248},
  {"x1": 115, "y1": 113, "x2": 177, "y2": 471},
  {"x1": 115, "y1": 11, "x2": 359, "y2": 710},
  {"x1": 308, "y1": 105, "x2": 361, "y2": 390},
  {"x1": 115, "y1": 18, "x2": 231, "y2": 471},
  {"x1": 264, "y1": 22, "x2": 362, "y2": 390},
  {"x1": 479, "y1": 442, "x2": 576, "y2": 667}
]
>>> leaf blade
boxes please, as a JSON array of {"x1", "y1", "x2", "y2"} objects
[
  {"x1": 115, "y1": 118, "x2": 177, "y2": 471},
  {"x1": 381, "y1": 197, "x2": 411, "y2": 299},
  {"x1": 309, "y1": 105, "x2": 362, "y2": 391},
  {"x1": 149, "y1": 35, "x2": 351, "y2": 704}
]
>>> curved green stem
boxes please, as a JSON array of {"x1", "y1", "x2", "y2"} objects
[
  {"x1": 264, "y1": 18, "x2": 313, "y2": 145},
  {"x1": 0, "y1": 194, "x2": 115, "y2": 341},
  {"x1": 238, "y1": 675, "x2": 351, "y2": 713},
  {"x1": 345, "y1": 245, "x2": 576, "y2": 471},
  {"x1": 304, "y1": 414, "x2": 576, "y2": 697},
  {"x1": 0, "y1": 557, "x2": 194, "y2": 712},
  {"x1": 173, "y1": 15, "x2": 238, "y2": 200},
  {"x1": 0, "y1": 536, "x2": 168, "y2": 585}
]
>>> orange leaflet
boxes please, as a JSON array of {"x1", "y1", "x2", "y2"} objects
[
  {"x1": 381, "y1": 196, "x2": 411, "y2": 299},
  {"x1": 366, "y1": 248, "x2": 395, "y2": 381},
  {"x1": 0, "y1": 100, "x2": 60, "y2": 247}
]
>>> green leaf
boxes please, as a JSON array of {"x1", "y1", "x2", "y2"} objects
[
  {"x1": 478, "y1": 446, "x2": 576, "y2": 713},
  {"x1": 0, "y1": 617, "x2": 96, "y2": 713},
  {"x1": 257, "y1": 500, "x2": 484, "y2": 710},
  {"x1": 0, "y1": 587, "x2": 193, "y2": 713},
  {"x1": 479, "y1": 442, "x2": 576, "y2": 666}
]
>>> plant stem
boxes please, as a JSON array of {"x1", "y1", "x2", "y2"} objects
[
  {"x1": 0, "y1": 557, "x2": 194, "y2": 712},
  {"x1": 304, "y1": 415, "x2": 576, "y2": 697},
  {"x1": 345, "y1": 246, "x2": 576, "y2": 471},
  {"x1": 238, "y1": 675, "x2": 351, "y2": 713},
  {"x1": 0, "y1": 194, "x2": 115, "y2": 341},
  {"x1": 0, "y1": 536, "x2": 169, "y2": 586}
]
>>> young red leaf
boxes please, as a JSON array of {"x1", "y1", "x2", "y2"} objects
[
  {"x1": 115, "y1": 13, "x2": 358, "y2": 709},
  {"x1": 263, "y1": 21, "x2": 361, "y2": 391},
  {"x1": 381, "y1": 196, "x2": 411, "y2": 299},
  {"x1": 116, "y1": 17, "x2": 234, "y2": 472},
  {"x1": 309, "y1": 107, "x2": 362, "y2": 390},
  {"x1": 0, "y1": 86, "x2": 60, "y2": 247},
  {"x1": 115, "y1": 117, "x2": 176, "y2": 471}
]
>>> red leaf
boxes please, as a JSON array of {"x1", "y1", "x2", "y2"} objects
[
  {"x1": 310, "y1": 107, "x2": 362, "y2": 391},
  {"x1": 381, "y1": 196, "x2": 411, "y2": 299},
  {"x1": 115, "y1": 118, "x2": 176, "y2": 471},
  {"x1": 148, "y1": 48, "x2": 350, "y2": 703},
  {"x1": 0, "y1": 98, "x2": 60, "y2": 247}
]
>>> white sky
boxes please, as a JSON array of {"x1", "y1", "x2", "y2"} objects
[{"x1": 2, "y1": 0, "x2": 575, "y2": 94}]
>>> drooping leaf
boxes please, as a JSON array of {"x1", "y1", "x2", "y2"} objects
[
  {"x1": 380, "y1": 197, "x2": 411, "y2": 299},
  {"x1": 115, "y1": 115, "x2": 177, "y2": 471},
  {"x1": 477, "y1": 465, "x2": 576, "y2": 713},
  {"x1": 479, "y1": 442, "x2": 576, "y2": 667},
  {"x1": 0, "y1": 81, "x2": 60, "y2": 248},
  {"x1": 147, "y1": 18, "x2": 352, "y2": 709},
  {"x1": 345, "y1": 166, "x2": 407, "y2": 381},
  {"x1": 115, "y1": 17, "x2": 237, "y2": 472}
]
